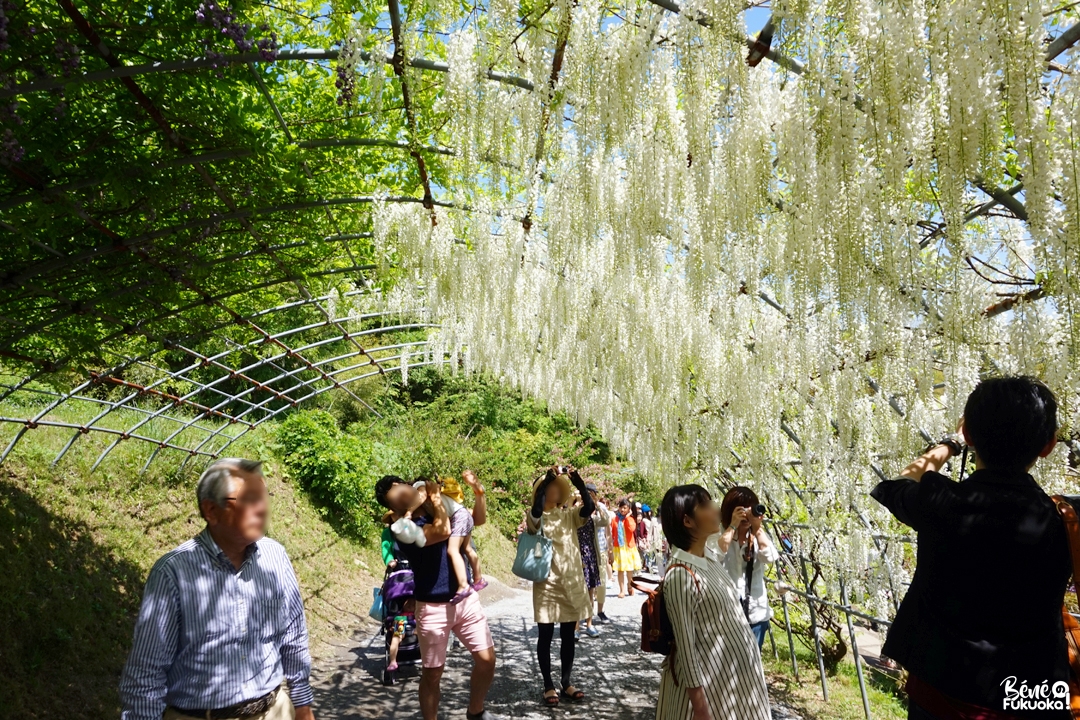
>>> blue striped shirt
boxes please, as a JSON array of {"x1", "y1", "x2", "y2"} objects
[{"x1": 119, "y1": 529, "x2": 313, "y2": 720}]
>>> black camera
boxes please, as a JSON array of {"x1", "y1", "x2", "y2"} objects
[{"x1": 752, "y1": 504, "x2": 766, "y2": 517}]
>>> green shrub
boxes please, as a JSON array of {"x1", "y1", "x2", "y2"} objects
[
  {"x1": 276, "y1": 369, "x2": 663, "y2": 544},
  {"x1": 275, "y1": 409, "x2": 379, "y2": 541}
]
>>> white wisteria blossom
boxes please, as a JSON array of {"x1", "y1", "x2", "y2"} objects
[{"x1": 350, "y1": 0, "x2": 1080, "y2": 611}]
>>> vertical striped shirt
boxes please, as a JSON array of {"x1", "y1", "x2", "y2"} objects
[
  {"x1": 119, "y1": 528, "x2": 313, "y2": 720},
  {"x1": 655, "y1": 545, "x2": 771, "y2": 720}
]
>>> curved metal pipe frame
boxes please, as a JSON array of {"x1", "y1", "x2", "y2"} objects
[{"x1": 0, "y1": 278, "x2": 433, "y2": 468}]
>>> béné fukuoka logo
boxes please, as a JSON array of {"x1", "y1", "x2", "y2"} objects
[{"x1": 1000, "y1": 676, "x2": 1070, "y2": 712}]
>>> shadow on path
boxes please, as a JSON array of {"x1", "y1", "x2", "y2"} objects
[{"x1": 311, "y1": 584, "x2": 803, "y2": 720}]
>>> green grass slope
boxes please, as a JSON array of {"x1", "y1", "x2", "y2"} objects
[
  {"x1": 1, "y1": 368, "x2": 899, "y2": 720},
  {"x1": 0, "y1": 424, "x2": 378, "y2": 719},
  {"x1": 0, "y1": 368, "x2": 633, "y2": 718},
  {"x1": 762, "y1": 630, "x2": 908, "y2": 720}
]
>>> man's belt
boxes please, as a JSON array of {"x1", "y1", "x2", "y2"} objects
[{"x1": 171, "y1": 685, "x2": 279, "y2": 719}]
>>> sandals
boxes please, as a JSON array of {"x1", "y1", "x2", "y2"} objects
[
  {"x1": 561, "y1": 685, "x2": 586, "y2": 702},
  {"x1": 450, "y1": 586, "x2": 475, "y2": 605},
  {"x1": 542, "y1": 689, "x2": 560, "y2": 706},
  {"x1": 472, "y1": 578, "x2": 489, "y2": 592}
]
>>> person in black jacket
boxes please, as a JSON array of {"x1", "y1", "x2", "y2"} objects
[{"x1": 871, "y1": 376, "x2": 1071, "y2": 720}]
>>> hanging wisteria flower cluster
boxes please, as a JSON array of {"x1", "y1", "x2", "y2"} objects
[
  {"x1": 336, "y1": 23, "x2": 368, "y2": 107},
  {"x1": 195, "y1": 1, "x2": 278, "y2": 66},
  {"x1": 0, "y1": 67, "x2": 22, "y2": 164},
  {"x1": 53, "y1": 38, "x2": 79, "y2": 76},
  {"x1": 0, "y1": 128, "x2": 22, "y2": 165},
  {"x1": 356, "y1": 0, "x2": 1080, "y2": 616},
  {"x1": 47, "y1": 40, "x2": 79, "y2": 119},
  {"x1": 0, "y1": 0, "x2": 12, "y2": 53}
]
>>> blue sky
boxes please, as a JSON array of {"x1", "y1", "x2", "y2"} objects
[{"x1": 745, "y1": 5, "x2": 772, "y2": 35}]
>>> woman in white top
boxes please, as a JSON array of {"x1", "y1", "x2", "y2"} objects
[
  {"x1": 655, "y1": 484, "x2": 771, "y2": 720},
  {"x1": 716, "y1": 486, "x2": 779, "y2": 649}
]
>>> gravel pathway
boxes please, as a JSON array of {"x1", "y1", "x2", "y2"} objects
[{"x1": 310, "y1": 579, "x2": 803, "y2": 720}]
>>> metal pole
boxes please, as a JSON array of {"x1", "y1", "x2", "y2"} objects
[
  {"x1": 766, "y1": 576, "x2": 894, "y2": 628},
  {"x1": 800, "y1": 558, "x2": 829, "y2": 701},
  {"x1": 780, "y1": 591, "x2": 799, "y2": 681},
  {"x1": 768, "y1": 621, "x2": 779, "y2": 660},
  {"x1": 841, "y1": 578, "x2": 872, "y2": 720}
]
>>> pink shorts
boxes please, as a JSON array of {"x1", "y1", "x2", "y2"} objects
[{"x1": 415, "y1": 592, "x2": 494, "y2": 668}]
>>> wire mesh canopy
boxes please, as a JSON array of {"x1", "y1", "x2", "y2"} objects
[
  {"x1": 0, "y1": 1, "x2": 472, "y2": 467},
  {"x1": 5, "y1": 0, "x2": 1080, "y2": 613}
]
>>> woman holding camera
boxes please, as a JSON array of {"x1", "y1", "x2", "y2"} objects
[
  {"x1": 656, "y1": 484, "x2": 771, "y2": 720},
  {"x1": 526, "y1": 467, "x2": 595, "y2": 706},
  {"x1": 717, "y1": 487, "x2": 779, "y2": 649}
]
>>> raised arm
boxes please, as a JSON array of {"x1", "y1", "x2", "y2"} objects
[
  {"x1": 119, "y1": 564, "x2": 180, "y2": 720},
  {"x1": 750, "y1": 516, "x2": 779, "y2": 563},
  {"x1": 462, "y1": 469, "x2": 487, "y2": 527},
  {"x1": 873, "y1": 428, "x2": 964, "y2": 530},
  {"x1": 530, "y1": 469, "x2": 556, "y2": 520},
  {"x1": 569, "y1": 470, "x2": 594, "y2": 517},
  {"x1": 898, "y1": 425, "x2": 965, "y2": 482},
  {"x1": 897, "y1": 442, "x2": 956, "y2": 482},
  {"x1": 716, "y1": 505, "x2": 749, "y2": 554}
]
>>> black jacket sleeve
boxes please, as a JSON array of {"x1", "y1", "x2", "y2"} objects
[
  {"x1": 864, "y1": 472, "x2": 950, "y2": 528},
  {"x1": 531, "y1": 469, "x2": 556, "y2": 519},
  {"x1": 569, "y1": 470, "x2": 594, "y2": 518},
  {"x1": 870, "y1": 475, "x2": 933, "y2": 530}
]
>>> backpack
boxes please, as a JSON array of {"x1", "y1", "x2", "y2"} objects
[
  {"x1": 634, "y1": 563, "x2": 700, "y2": 660},
  {"x1": 1051, "y1": 495, "x2": 1080, "y2": 719}
]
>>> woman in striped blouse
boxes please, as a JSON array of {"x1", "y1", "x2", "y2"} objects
[{"x1": 655, "y1": 484, "x2": 771, "y2": 720}]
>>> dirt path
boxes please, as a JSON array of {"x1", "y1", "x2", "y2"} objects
[{"x1": 310, "y1": 579, "x2": 804, "y2": 719}]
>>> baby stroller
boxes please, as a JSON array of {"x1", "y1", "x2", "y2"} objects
[{"x1": 380, "y1": 561, "x2": 421, "y2": 686}]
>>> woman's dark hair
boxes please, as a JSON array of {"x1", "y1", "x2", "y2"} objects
[
  {"x1": 375, "y1": 475, "x2": 409, "y2": 509},
  {"x1": 720, "y1": 486, "x2": 760, "y2": 529},
  {"x1": 660, "y1": 484, "x2": 713, "y2": 551},
  {"x1": 964, "y1": 376, "x2": 1058, "y2": 472}
]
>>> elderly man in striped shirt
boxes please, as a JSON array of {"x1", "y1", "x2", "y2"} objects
[{"x1": 120, "y1": 458, "x2": 315, "y2": 720}]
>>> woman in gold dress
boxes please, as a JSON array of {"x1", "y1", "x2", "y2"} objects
[{"x1": 524, "y1": 467, "x2": 594, "y2": 706}]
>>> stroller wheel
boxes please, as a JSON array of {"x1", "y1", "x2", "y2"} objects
[{"x1": 382, "y1": 667, "x2": 396, "y2": 686}]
